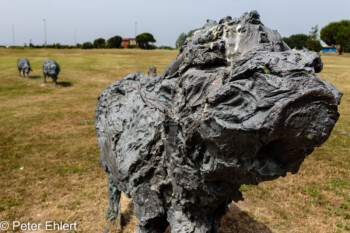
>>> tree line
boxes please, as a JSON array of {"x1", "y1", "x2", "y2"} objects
[
  {"x1": 283, "y1": 25, "x2": 322, "y2": 52},
  {"x1": 176, "y1": 20, "x2": 350, "y2": 55},
  {"x1": 80, "y1": 33, "x2": 159, "y2": 49},
  {"x1": 4, "y1": 33, "x2": 175, "y2": 50},
  {"x1": 283, "y1": 20, "x2": 350, "y2": 54}
]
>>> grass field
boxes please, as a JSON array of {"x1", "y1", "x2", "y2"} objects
[{"x1": 0, "y1": 48, "x2": 349, "y2": 233}]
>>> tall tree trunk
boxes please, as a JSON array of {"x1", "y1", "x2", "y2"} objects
[{"x1": 339, "y1": 44, "x2": 344, "y2": 55}]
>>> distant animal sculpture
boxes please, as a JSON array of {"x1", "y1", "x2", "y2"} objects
[
  {"x1": 17, "y1": 58, "x2": 32, "y2": 77},
  {"x1": 43, "y1": 59, "x2": 60, "y2": 85},
  {"x1": 148, "y1": 66, "x2": 157, "y2": 78},
  {"x1": 95, "y1": 11, "x2": 342, "y2": 233}
]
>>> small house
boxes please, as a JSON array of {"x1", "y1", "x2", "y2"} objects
[
  {"x1": 122, "y1": 38, "x2": 137, "y2": 48},
  {"x1": 321, "y1": 45, "x2": 336, "y2": 53}
]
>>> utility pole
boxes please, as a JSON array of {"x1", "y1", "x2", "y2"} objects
[
  {"x1": 135, "y1": 22, "x2": 137, "y2": 38},
  {"x1": 12, "y1": 24, "x2": 15, "y2": 46},
  {"x1": 43, "y1": 19, "x2": 47, "y2": 46},
  {"x1": 75, "y1": 29, "x2": 77, "y2": 45}
]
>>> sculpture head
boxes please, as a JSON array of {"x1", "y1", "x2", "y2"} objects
[{"x1": 151, "y1": 11, "x2": 342, "y2": 201}]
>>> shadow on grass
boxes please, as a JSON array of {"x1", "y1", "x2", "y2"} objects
[
  {"x1": 57, "y1": 81, "x2": 72, "y2": 87},
  {"x1": 121, "y1": 201, "x2": 134, "y2": 227},
  {"x1": 28, "y1": 75, "x2": 41, "y2": 79},
  {"x1": 165, "y1": 203, "x2": 272, "y2": 233},
  {"x1": 218, "y1": 203, "x2": 273, "y2": 233},
  {"x1": 104, "y1": 201, "x2": 135, "y2": 233}
]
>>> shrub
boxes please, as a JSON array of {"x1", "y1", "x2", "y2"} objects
[
  {"x1": 93, "y1": 38, "x2": 106, "y2": 48},
  {"x1": 106, "y1": 36, "x2": 122, "y2": 48},
  {"x1": 306, "y1": 39, "x2": 322, "y2": 52},
  {"x1": 82, "y1": 42, "x2": 93, "y2": 49},
  {"x1": 136, "y1": 33, "x2": 156, "y2": 49},
  {"x1": 283, "y1": 34, "x2": 309, "y2": 50}
]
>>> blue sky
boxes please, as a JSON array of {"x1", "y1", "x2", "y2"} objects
[{"x1": 1, "y1": 0, "x2": 349, "y2": 47}]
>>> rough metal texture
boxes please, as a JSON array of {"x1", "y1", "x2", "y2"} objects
[
  {"x1": 43, "y1": 59, "x2": 60, "y2": 85},
  {"x1": 95, "y1": 11, "x2": 342, "y2": 233},
  {"x1": 17, "y1": 58, "x2": 32, "y2": 77}
]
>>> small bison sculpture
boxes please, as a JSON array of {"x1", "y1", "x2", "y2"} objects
[
  {"x1": 17, "y1": 58, "x2": 32, "y2": 77},
  {"x1": 43, "y1": 59, "x2": 60, "y2": 85},
  {"x1": 95, "y1": 11, "x2": 342, "y2": 233}
]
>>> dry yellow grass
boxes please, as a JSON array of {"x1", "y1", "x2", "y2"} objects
[{"x1": 0, "y1": 49, "x2": 349, "y2": 233}]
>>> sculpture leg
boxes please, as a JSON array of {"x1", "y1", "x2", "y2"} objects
[
  {"x1": 106, "y1": 174, "x2": 123, "y2": 226},
  {"x1": 132, "y1": 184, "x2": 169, "y2": 233},
  {"x1": 52, "y1": 76, "x2": 57, "y2": 85},
  {"x1": 18, "y1": 71, "x2": 21, "y2": 77},
  {"x1": 43, "y1": 75, "x2": 46, "y2": 83}
]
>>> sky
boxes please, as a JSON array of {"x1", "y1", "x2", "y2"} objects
[{"x1": 1, "y1": 0, "x2": 349, "y2": 47}]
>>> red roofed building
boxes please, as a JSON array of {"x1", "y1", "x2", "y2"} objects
[{"x1": 122, "y1": 38, "x2": 137, "y2": 48}]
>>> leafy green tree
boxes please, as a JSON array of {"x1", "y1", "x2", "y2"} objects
[
  {"x1": 136, "y1": 33, "x2": 156, "y2": 49},
  {"x1": 282, "y1": 34, "x2": 309, "y2": 50},
  {"x1": 93, "y1": 38, "x2": 106, "y2": 48},
  {"x1": 306, "y1": 25, "x2": 322, "y2": 52},
  {"x1": 106, "y1": 35, "x2": 122, "y2": 48},
  {"x1": 309, "y1": 25, "x2": 319, "y2": 40},
  {"x1": 176, "y1": 29, "x2": 199, "y2": 49},
  {"x1": 321, "y1": 20, "x2": 350, "y2": 55},
  {"x1": 82, "y1": 42, "x2": 93, "y2": 49},
  {"x1": 176, "y1": 33, "x2": 187, "y2": 49},
  {"x1": 187, "y1": 29, "x2": 198, "y2": 37},
  {"x1": 306, "y1": 39, "x2": 322, "y2": 52},
  {"x1": 345, "y1": 43, "x2": 350, "y2": 53}
]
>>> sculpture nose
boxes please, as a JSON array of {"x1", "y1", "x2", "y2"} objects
[
  {"x1": 253, "y1": 96, "x2": 340, "y2": 177},
  {"x1": 279, "y1": 96, "x2": 339, "y2": 145}
]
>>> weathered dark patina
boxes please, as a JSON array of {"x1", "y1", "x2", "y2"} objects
[
  {"x1": 95, "y1": 11, "x2": 342, "y2": 233},
  {"x1": 17, "y1": 58, "x2": 32, "y2": 77},
  {"x1": 43, "y1": 59, "x2": 60, "y2": 85}
]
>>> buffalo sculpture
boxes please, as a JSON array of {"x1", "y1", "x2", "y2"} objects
[
  {"x1": 95, "y1": 11, "x2": 342, "y2": 233},
  {"x1": 17, "y1": 58, "x2": 32, "y2": 77},
  {"x1": 43, "y1": 59, "x2": 60, "y2": 85}
]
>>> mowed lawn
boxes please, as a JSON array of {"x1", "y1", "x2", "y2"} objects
[{"x1": 0, "y1": 49, "x2": 349, "y2": 233}]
